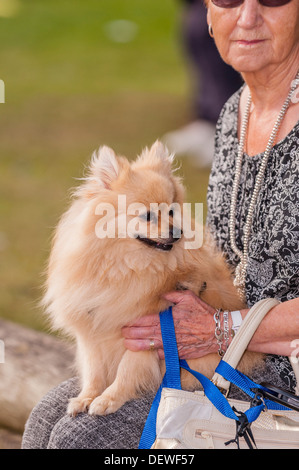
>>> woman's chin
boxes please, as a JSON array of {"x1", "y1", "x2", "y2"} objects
[
  {"x1": 229, "y1": 57, "x2": 270, "y2": 75},
  {"x1": 224, "y1": 44, "x2": 271, "y2": 75}
]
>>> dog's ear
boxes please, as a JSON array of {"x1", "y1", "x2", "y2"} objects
[
  {"x1": 74, "y1": 146, "x2": 120, "y2": 198},
  {"x1": 88, "y1": 146, "x2": 119, "y2": 190},
  {"x1": 149, "y1": 140, "x2": 174, "y2": 165},
  {"x1": 135, "y1": 140, "x2": 174, "y2": 171}
]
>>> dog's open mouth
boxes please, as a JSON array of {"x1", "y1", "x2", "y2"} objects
[{"x1": 136, "y1": 236, "x2": 175, "y2": 251}]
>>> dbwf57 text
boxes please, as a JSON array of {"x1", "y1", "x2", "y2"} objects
[{"x1": 148, "y1": 454, "x2": 195, "y2": 465}]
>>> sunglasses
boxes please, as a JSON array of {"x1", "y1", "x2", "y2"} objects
[{"x1": 211, "y1": 0, "x2": 291, "y2": 8}]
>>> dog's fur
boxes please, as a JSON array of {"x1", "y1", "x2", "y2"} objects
[{"x1": 42, "y1": 141, "x2": 258, "y2": 416}]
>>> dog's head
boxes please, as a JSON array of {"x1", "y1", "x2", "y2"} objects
[{"x1": 75, "y1": 141, "x2": 186, "y2": 252}]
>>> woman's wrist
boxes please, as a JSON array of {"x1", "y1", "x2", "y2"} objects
[
  {"x1": 214, "y1": 299, "x2": 299, "y2": 358},
  {"x1": 213, "y1": 308, "x2": 249, "y2": 356}
]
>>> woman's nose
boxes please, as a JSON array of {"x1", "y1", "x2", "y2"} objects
[{"x1": 237, "y1": 0, "x2": 263, "y2": 30}]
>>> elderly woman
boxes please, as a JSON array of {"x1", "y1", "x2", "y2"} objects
[{"x1": 22, "y1": 0, "x2": 299, "y2": 449}]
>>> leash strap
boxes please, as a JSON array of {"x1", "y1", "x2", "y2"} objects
[
  {"x1": 138, "y1": 308, "x2": 289, "y2": 449},
  {"x1": 138, "y1": 307, "x2": 179, "y2": 449},
  {"x1": 139, "y1": 308, "x2": 240, "y2": 448},
  {"x1": 159, "y1": 307, "x2": 181, "y2": 390}
]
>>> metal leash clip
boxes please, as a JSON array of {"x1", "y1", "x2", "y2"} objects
[{"x1": 250, "y1": 388, "x2": 268, "y2": 412}]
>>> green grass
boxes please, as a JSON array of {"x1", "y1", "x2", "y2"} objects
[{"x1": 0, "y1": 0, "x2": 210, "y2": 331}]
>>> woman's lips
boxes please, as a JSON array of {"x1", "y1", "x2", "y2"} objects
[{"x1": 236, "y1": 39, "x2": 265, "y2": 46}]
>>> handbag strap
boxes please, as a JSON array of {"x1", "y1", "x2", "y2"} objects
[{"x1": 212, "y1": 298, "x2": 280, "y2": 391}]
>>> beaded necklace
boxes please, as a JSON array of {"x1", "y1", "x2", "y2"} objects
[{"x1": 229, "y1": 70, "x2": 299, "y2": 299}]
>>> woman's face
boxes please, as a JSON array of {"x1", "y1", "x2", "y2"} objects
[{"x1": 207, "y1": 0, "x2": 299, "y2": 74}]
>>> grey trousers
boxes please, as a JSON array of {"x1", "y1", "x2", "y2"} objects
[{"x1": 21, "y1": 377, "x2": 155, "y2": 449}]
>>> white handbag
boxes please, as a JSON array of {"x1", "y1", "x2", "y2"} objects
[{"x1": 139, "y1": 299, "x2": 299, "y2": 449}]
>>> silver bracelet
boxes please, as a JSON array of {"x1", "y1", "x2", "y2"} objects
[
  {"x1": 214, "y1": 309, "x2": 224, "y2": 357},
  {"x1": 223, "y1": 310, "x2": 230, "y2": 352},
  {"x1": 214, "y1": 309, "x2": 231, "y2": 356}
]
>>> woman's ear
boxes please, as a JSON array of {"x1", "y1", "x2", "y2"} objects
[{"x1": 206, "y1": 4, "x2": 211, "y2": 27}]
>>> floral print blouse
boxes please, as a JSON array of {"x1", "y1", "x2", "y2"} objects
[{"x1": 206, "y1": 88, "x2": 299, "y2": 392}]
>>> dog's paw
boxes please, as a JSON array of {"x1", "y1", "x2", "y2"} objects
[
  {"x1": 88, "y1": 394, "x2": 123, "y2": 416},
  {"x1": 67, "y1": 396, "x2": 94, "y2": 416}
]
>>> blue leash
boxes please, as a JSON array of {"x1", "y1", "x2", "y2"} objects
[
  {"x1": 138, "y1": 307, "x2": 289, "y2": 449},
  {"x1": 138, "y1": 307, "x2": 179, "y2": 449}
]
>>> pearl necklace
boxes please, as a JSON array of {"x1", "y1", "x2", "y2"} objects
[{"x1": 229, "y1": 70, "x2": 299, "y2": 299}]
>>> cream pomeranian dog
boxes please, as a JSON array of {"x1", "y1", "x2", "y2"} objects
[{"x1": 42, "y1": 141, "x2": 257, "y2": 417}]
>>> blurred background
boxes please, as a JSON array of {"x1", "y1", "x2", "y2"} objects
[{"x1": 0, "y1": 0, "x2": 213, "y2": 334}]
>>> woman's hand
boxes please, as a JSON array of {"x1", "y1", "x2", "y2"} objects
[{"x1": 122, "y1": 290, "x2": 218, "y2": 360}]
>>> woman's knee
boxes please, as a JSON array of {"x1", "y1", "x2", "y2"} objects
[
  {"x1": 48, "y1": 393, "x2": 155, "y2": 449},
  {"x1": 22, "y1": 377, "x2": 79, "y2": 449}
]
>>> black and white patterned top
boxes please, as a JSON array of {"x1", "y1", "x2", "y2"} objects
[{"x1": 206, "y1": 87, "x2": 299, "y2": 392}]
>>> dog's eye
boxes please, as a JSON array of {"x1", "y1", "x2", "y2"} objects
[{"x1": 140, "y1": 211, "x2": 153, "y2": 222}]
